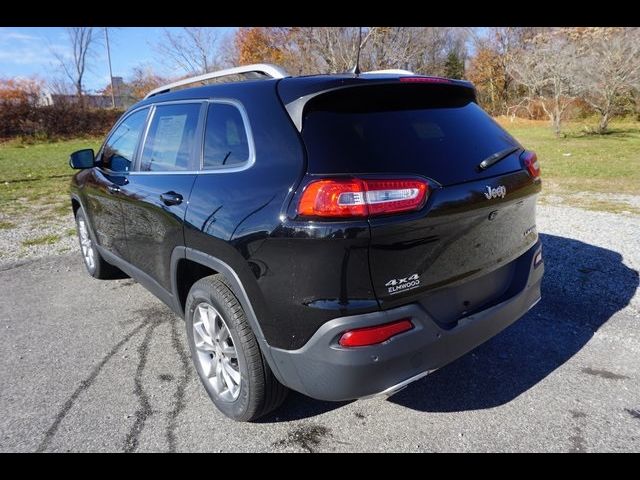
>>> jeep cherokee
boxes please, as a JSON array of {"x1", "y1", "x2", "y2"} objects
[{"x1": 69, "y1": 64, "x2": 544, "y2": 421}]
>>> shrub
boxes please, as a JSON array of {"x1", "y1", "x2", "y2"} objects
[{"x1": 0, "y1": 101, "x2": 123, "y2": 140}]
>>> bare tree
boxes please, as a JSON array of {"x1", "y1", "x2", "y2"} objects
[
  {"x1": 217, "y1": 30, "x2": 242, "y2": 67},
  {"x1": 283, "y1": 27, "x2": 378, "y2": 74},
  {"x1": 467, "y1": 27, "x2": 548, "y2": 115},
  {"x1": 572, "y1": 27, "x2": 640, "y2": 133},
  {"x1": 128, "y1": 65, "x2": 170, "y2": 99},
  {"x1": 155, "y1": 27, "x2": 228, "y2": 75},
  {"x1": 52, "y1": 27, "x2": 97, "y2": 98},
  {"x1": 253, "y1": 27, "x2": 466, "y2": 76},
  {"x1": 355, "y1": 27, "x2": 468, "y2": 76},
  {"x1": 508, "y1": 29, "x2": 579, "y2": 136},
  {"x1": 47, "y1": 77, "x2": 75, "y2": 96},
  {"x1": 413, "y1": 28, "x2": 468, "y2": 76},
  {"x1": 365, "y1": 27, "x2": 415, "y2": 71}
]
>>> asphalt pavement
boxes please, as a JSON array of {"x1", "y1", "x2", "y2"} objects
[{"x1": 1, "y1": 204, "x2": 638, "y2": 452}]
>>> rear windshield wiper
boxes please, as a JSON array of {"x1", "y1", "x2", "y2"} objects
[{"x1": 478, "y1": 146, "x2": 521, "y2": 171}]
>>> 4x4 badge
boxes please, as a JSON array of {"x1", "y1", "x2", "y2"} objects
[{"x1": 385, "y1": 274, "x2": 421, "y2": 294}]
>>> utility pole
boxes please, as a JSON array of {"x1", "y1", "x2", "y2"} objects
[{"x1": 104, "y1": 27, "x2": 116, "y2": 108}]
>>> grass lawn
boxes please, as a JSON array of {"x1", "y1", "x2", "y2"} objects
[
  {"x1": 0, "y1": 137, "x2": 101, "y2": 218},
  {"x1": 498, "y1": 117, "x2": 639, "y2": 187},
  {"x1": 0, "y1": 118, "x2": 639, "y2": 221},
  {"x1": 21, "y1": 233, "x2": 61, "y2": 247}
]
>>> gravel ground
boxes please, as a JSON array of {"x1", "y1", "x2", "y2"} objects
[
  {"x1": 0, "y1": 208, "x2": 76, "y2": 262},
  {"x1": 0, "y1": 203, "x2": 638, "y2": 452},
  {"x1": 536, "y1": 204, "x2": 640, "y2": 313}
]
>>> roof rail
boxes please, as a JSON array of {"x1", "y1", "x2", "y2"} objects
[
  {"x1": 144, "y1": 63, "x2": 289, "y2": 99},
  {"x1": 362, "y1": 69, "x2": 415, "y2": 75}
]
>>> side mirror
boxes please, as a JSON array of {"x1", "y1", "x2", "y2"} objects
[{"x1": 69, "y1": 149, "x2": 95, "y2": 169}]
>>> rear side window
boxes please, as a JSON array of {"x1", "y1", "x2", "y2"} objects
[
  {"x1": 139, "y1": 103, "x2": 201, "y2": 172},
  {"x1": 100, "y1": 108, "x2": 149, "y2": 173},
  {"x1": 203, "y1": 103, "x2": 250, "y2": 169},
  {"x1": 301, "y1": 84, "x2": 520, "y2": 186}
]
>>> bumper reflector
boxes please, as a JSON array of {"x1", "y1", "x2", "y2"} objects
[{"x1": 339, "y1": 319, "x2": 414, "y2": 347}]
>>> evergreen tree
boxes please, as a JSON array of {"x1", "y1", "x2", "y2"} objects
[{"x1": 444, "y1": 52, "x2": 465, "y2": 79}]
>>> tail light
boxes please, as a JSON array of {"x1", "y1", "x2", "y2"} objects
[
  {"x1": 297, "y1": 178, "x2": 429, "y2": 218},
  {"x1": 521, "y1": 150, "x2": 541, "y2": 179},
  {"x1": 339, "y1": 319, "x2": 414, "y2": 347}
]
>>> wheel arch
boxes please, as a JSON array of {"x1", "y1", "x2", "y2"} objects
[
  {"x1": 171, "y1": 246, "x2": 286, "y2": 384},
  {"x1": 71, "y1": 197, "x2": 81, "y2": 216},
  {"x1": 70, "y1": 193, "x2": 99, "y2": 243}
]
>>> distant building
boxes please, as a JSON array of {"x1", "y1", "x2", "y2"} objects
[
  {"x1": 38, "y1": 78, "x2": 136, "y2": 109},
  {"x1": 112, "y1": 76, "x2": 126, "y2": 95}
]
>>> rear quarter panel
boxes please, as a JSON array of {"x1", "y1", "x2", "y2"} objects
[{"x1": 184, "y1": 82, "x2": 310, "y2": 348}]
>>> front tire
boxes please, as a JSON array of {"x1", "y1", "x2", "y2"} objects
[
  {"x1": 75, "y1": 208, "x2": 124, "y2": 279},
  {"x1": 185, "y1": 274, "x2": 288, "y2": 421}
]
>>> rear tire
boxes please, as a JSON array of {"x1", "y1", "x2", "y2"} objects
[
  {"x1": 185, "y1": 274, "x2": 288, "y2": 421},
  {"x1": 75, "y1": 208, "x2": 124, "y2": 280}
]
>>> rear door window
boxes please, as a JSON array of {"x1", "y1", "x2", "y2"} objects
[{"x1": 139, "y1": 103, "x2": 202, "y2": 172}]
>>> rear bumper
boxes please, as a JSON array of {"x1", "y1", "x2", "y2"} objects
[{"x1": 269, "y1": 241, "x2": 544, "y2": 401}]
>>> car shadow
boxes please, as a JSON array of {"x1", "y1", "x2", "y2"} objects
[
  {"x1": 389, "y1": 232, "x2": 638, "y2": 412},
  {"x1": 260, "y1": 232, "x2": 638, "y2": 421},
  {"x1": 257, "y1": 393, "x2": 352, "y2": 423}
]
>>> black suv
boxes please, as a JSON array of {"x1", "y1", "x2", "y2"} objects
[{"x1": 69, "y1": 64, "x2": 544, "y2": 421}]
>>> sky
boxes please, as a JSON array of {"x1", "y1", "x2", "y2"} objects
[{"x1": 0, "y1": 27, "x2": 235, "y2": 93}]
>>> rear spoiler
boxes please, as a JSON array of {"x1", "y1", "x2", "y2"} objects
[{"x1": 278, "y1": 75, "x2": 476, "y2": 131}]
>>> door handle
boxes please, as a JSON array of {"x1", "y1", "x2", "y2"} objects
[
  {"x1": 160, "y1": 191, "x2": 183, "y2": 206},
  {"x1": 107, "y1": 184, "x2": 121, "y2": 194}
]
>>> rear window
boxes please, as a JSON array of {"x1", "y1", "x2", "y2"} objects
[
  {"x1": 301, "y1": 84, "x2": 520, "y2": 185},
  {"x1": 203, "y1": 103, "x2": 250, "y2": 169}
]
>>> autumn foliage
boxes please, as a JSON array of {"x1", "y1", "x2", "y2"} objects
[
  {"x1": 467, "y1": 48, "x2": 510, "y2": 116},
  {"x1": 0, "y1": 78, "x2": 43, "y2": 104},
  {"x1": 235, "y1": 28, "x2": 292, "y2": 66}
]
